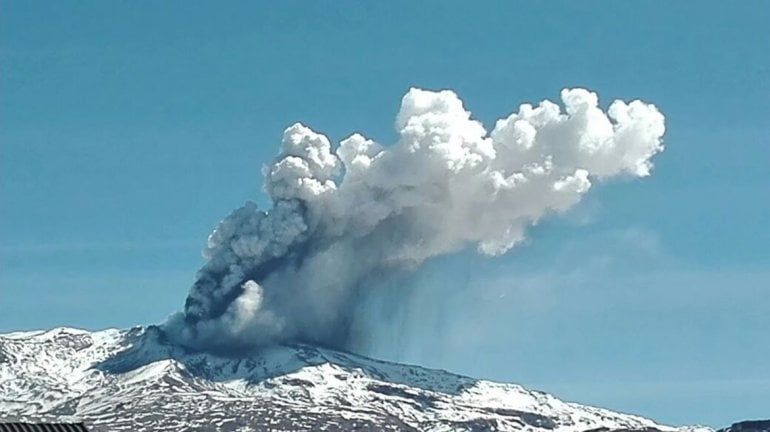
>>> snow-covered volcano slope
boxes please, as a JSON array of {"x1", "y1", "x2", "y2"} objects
[{"x1": 0, "y1": 327, "x2": 711, "y2": 432}]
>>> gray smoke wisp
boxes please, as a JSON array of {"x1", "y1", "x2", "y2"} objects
[{"x1": 165, "y1": 88, "x2": 665, "y2": 351}]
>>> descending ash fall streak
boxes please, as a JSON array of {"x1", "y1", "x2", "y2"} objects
[{"x1": 164, "y1": 87, "x2": 665, "y2": 352}]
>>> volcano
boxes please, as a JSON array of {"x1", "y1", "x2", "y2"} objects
[{"x1": 0, "y1": 326, "x2": 722, "y2": 432}]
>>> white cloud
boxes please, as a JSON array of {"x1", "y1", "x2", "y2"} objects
[{"x1": 171, "y1": 87, "x2": 666, "y2": 350}]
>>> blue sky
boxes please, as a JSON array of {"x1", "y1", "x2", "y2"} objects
[{"x1": 1, "y1": 1, "x2": 769, "y2": 427}]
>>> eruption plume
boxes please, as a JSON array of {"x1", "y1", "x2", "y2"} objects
[{"x1": 166, "y1": 87, "x2": 665, "y2": 350}]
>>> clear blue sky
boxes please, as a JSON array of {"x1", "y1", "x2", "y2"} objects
[{"x1": 1, "y1": 1, "x2": 768, "y2": 427}]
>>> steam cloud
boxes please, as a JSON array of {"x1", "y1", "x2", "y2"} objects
[{"x1": 166, "y1": 87, "x2": 665, "y2": 350}]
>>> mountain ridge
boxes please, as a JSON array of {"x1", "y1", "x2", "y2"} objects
[{"x1": 0, "y1": 326, "x2": 719, "y2": 432}]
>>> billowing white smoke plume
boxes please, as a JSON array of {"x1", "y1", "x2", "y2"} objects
[{"x1": 166, "y1": 87, "x2": 665, "y2": 350}]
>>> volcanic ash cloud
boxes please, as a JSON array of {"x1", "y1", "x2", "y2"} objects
[{"x1": 166, "y1": 87, "x2": 666, "y2": 350}]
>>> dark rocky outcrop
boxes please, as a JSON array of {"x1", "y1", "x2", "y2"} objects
[{"x1": 719, "y1": 420, "x2": 770, "y2": 432}]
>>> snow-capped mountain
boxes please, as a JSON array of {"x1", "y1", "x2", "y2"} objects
[{"x1": 0, "y1": 326, "x2": 712, "y2": 432}]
